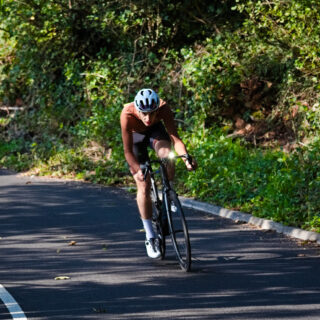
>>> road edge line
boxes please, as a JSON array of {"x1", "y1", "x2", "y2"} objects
[
  {"x1": 180, "y1": 197, "x2": 320, "y2": 245},
  {"x1": 0, "y1": 284, "x2": 27, "y2": 320}
]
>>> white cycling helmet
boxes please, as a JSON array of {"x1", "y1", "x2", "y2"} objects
[{"x1": 134, "y1": 88, "x2": 160, "y2": 112}]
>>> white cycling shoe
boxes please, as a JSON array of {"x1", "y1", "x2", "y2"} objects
[{"x1": 145, "y1": 238, "x2": 161, "y2": 259}]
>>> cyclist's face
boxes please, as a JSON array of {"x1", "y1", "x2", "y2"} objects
[{"x1": 139, "y1": 110, "x2": 158, "y2": 126}]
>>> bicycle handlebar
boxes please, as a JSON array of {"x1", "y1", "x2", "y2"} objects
[{"x1": 141, "y1": 154, "x2": 195, "y2": 181}]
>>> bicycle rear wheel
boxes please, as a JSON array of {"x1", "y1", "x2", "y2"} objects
[{"x1": 165, "y1": 190, "x2": 191, "y2": 271}]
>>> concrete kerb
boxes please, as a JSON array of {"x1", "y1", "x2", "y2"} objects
[{"x1": 179, "y1": 197, "x2": 320, "y2": 245}]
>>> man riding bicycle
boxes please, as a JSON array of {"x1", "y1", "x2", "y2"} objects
[{"x1": 120, "y1": 88, "x2": 197, "y2": 259}]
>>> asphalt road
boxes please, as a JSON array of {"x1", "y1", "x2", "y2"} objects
[{"x1": 0, "y1": 169, "x2": 320, "y2": 320}]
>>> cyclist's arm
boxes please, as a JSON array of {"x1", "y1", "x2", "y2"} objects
[
  {"x1": 120, "y1": 113, "x2": 141, "y2": 176},
  {"x1": 161, "y1": 105, "x2": 196, "y2": 169}
]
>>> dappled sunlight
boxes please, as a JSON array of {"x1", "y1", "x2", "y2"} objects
[{"x1": 0, "y1": 176, "x2": 320, "y2": 319}]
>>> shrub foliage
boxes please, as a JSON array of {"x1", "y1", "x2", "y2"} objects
[{"x1": 1, "y1": 0, "x2": 320, "y2": 232}]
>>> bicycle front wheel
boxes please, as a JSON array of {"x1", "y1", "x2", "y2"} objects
[{"x1": 165, "y1": 190, "x2": 191, "y2": 271}]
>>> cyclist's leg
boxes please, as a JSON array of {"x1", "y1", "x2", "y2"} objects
[
  {"x1": 154, "y1": 140, "x2": 175, "y2": 181},
  {"x1": 133, "y1": 172, "x2": 152, "y2": 219},
  {"x1": 133, "y1": 173, "x2": 157, "y2": 243},
  {"x1": 149, "y1": 122, "x2": 175, "y2": 181},
  {"x1": 132, "y1": 134, "x2": 159, "y2": 251},
  {"x1": 132, "y1": 136, "x2": 153, "y2": 220}
]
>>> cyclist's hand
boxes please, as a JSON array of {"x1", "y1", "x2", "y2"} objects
[
  {"x1": 134, "y1": 169, "x2": 145, "y2": 182},
  {"x1": 184, "y1": 156, "x2": 197, "y2": 171}
]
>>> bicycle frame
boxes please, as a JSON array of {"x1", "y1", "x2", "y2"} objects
[
  {"x1": 142, "y1": 154, "x2": 192, "y2": 271},
  {"x1": 143, "y1": 157, "x2": 171, "y2": 199}
]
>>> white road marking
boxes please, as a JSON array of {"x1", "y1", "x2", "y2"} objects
[{"x1": 0, "y1": 285, "x2": 27, "y2": 319}]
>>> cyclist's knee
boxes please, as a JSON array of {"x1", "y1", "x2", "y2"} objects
[{"x1": 154, "y1": 140, "x2": 171, "y2": 158}]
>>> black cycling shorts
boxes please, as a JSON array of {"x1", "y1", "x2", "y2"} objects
[{"x1": 132, "y1": 122, "x2": 171, "y2": 164}]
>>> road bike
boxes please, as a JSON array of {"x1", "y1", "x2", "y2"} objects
[{"x1": 141, "y1": 154, "x2": 193, "y2": 272}]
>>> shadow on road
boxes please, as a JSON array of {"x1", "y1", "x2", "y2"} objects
[{"x1": 0, "y1": 175, "x2": 320, "y2": 319}]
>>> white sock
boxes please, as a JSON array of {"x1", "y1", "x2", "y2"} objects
[{"x1": 142, "y1": 219, "x2": 155, "y2": 240}]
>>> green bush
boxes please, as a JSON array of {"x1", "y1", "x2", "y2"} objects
[
  {"x1": 1, "y1": 0, "x2": 320, "y2": 233},
  {"x1": 176, "y1": 129, "x2": 320, "y2": 232}
]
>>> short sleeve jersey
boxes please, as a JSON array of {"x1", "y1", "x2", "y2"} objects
[
  {"x1": 120, "y1": 99, "x2": 179, "y2": 173},
  {"x1": 120, "y1": 99, "x2": 176, "y2": 134}
]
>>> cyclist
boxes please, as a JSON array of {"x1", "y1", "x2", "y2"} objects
[{"x1": 120, "y1": 88, "x2": 197, "y2": 259}]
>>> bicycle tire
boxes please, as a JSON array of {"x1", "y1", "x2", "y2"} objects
[
  {"x1": 151, "y1": 190, "x2": 166, "y2": 259},
  {"x1": 165, "y1": 190, "x2": 191, "y2": 271}
]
